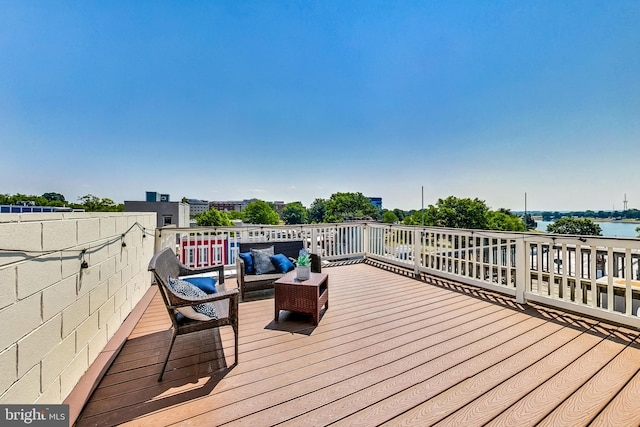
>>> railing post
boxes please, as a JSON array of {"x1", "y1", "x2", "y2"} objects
[
  {"x1": 363, "y1": 223, "x2": 369, "y2": 258},
  {"x1": 515, "y1": 237, "x2": 527, "y2": 304},
  {"x1": 413, "y1": 227, "x2": 420, "y2": 276},
  {"x1": 311, "y1": 227, "x2": 318, "y2": 256}
]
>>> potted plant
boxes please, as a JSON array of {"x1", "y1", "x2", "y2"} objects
[{"x1": 295, "y1": 248, "x2": 311, "y2": 280}]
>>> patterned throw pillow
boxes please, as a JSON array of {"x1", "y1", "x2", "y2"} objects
[
  {"x1": 251, "y1": 246, "x2": 276, "y2": 275},
  {"x1": 168, "y1": 277, "x2": 218, "y2": 319}
]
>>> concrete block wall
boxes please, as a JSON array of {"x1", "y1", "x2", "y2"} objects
[{"x1": 0, "y1": 212, "x2": 156, "y2": 404}]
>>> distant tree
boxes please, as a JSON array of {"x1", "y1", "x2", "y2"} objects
[
  {"x1": 195, "y1": 208, "x2": 231, "y2": 226},
  {"x1": 42, "y1": 192, "x2": 66, "y2": 202},
  {"x1": 403, "y1": 214, "x2": 417, "y2": 225},
  {"x1": 486, "y1": 211, "x2": 526, "y2": 232},
  {"x1": 428, "y1": 196, "x2": 489, "y2": 229},
  {"x1": 308, "y1": 198, "x2": 328, "y2": 223},
  {"x1": 77, "y1": 194, "x2": 123, "y2": 212},
  {"x1": 523, "y1": 213, "x2": 537, "y2": 230},
  {"x1": 324, "y1": 192, "x2": 378, "y2": 222},
  {"x1": 181, "y1": 197, "x2": 189, "y2": 203},
  {"x1": 383, "y1": 211, "x2": 399, "y2": 224},
  {"x1": 244, "y1": 200, "x2": 280, "y2": 225},
  {"x1": 281, "y1": 202, "x2": 309, "y2": 225},
  {"x1": 392, "y1": 208, "x2": 405, "y2": 221},
  {"x1": 226, "y1": 210, "x2": 245, "y2": 221},
  {"x1": 636, "y1": 226, "x2": 640, "y2": 238},
  {"x1": 546, "y1": 217, "x2": 602, "y2": 236}
]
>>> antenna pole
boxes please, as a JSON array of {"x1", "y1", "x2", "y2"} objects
[{"x1": 421, "y1": 186, "x2": 424, "y2": 226}]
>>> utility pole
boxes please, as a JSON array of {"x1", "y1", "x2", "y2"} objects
[
  {"x1": 524, "y1": 192, "x2": 528, "y2": 230},
  {"x1": 624, "y1": 193, "x2": 628, "y2": 211}
]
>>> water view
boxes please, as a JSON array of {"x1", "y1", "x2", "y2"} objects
[{"x1": 536, "y1": 220, "x2": 640, "y2": 238}]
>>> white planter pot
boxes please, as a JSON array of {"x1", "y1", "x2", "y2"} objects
[{"x1": 296, "y1": 265, "x2": 311, "y2": 281}]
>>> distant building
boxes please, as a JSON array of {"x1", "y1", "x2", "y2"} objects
[
  {"x1": 0, "y1": 205, "x2": 83, "y2": 213},
  {"x1": 187, "y1": 199, "x2": 209, "y2": 216},
  {"x1": 210, "y1": 200, "x2": 245, "y2": 212},
  {"x1": 146, "y1": 192, "x2": 170, "y2": 202},
  {"x1": 126, "y1": 192, "x2": 189, "y2": 228},
  {"x1": 210, "y1": 199, "x2": 286, "y2": 214},
  {"x1": 368, "y1": 197, "x2": 382, "y2": 210}
]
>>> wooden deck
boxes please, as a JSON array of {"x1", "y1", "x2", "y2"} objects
[{"x1": 75, "y1": 261, "x2": 640, "y2": 426}]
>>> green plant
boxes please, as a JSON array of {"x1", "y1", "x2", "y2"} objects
[{"x1": 295, "y1": 249, "x2": 311, "y2": 267}]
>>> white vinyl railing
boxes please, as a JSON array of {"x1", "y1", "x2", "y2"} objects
[
  {"x1": 155, "y1": 223, "x2": 367, "y2": 268},
  {"x1": 156, "y1": 222, "x2": 640, "y2": 328}
]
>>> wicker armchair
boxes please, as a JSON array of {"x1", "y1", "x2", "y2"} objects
[{"x1": 148, "y1": 247, "x2": 239, "y2": 381}]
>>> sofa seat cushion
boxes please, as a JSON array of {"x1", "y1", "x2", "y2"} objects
[{"x1": 243, "y1": 272, "x2": 284, "y2": 283}]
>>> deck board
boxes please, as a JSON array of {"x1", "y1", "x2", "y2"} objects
[{"x1": 75, "y1": 262, "x2": 640, "y2": 427}]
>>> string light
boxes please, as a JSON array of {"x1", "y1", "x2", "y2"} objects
[{"x1": 0, "y1": 221, "x2": 153, "y2": 268}]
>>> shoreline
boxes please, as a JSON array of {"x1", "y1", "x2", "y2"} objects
[{"x1": 533, "y1": 217, "x2": 640, "y2": 224}]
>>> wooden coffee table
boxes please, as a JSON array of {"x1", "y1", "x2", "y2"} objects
[{"x1": 274, "y1": 271, "x2": 328, "y2": 325}]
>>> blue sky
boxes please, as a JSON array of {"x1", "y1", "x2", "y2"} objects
[{"x1": 1, "y1": 1, "x2": 638, "y2": 211}]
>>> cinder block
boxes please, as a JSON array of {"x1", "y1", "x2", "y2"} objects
[
  {"x1": 60, "y1": 346, "x2": 88, "y2": 401},
  {"x1": 121, "y1": 264, "x2": 133, "y2": 285},
  {"x1": 99, "y1": 257, "x2": 116, "y2": 283},
  {"x1": 98, "y1": 297, "x2": 115, "y2": 329},
  {"x1": 42, "y1": 220, "x2": 77, "y2": 252},
  {"x1": 41, "y1": 334, "x2": 75, "y2": 389},
  {"x1": 17, "y1": 256, "x2": 63, "y2": 299},
  {"x1": 42, "y1": 275, "x2": 77, "y2": 321},
  {"x1": 18, "y1": 315, "x2": 62, "y2": 377},
  {"x1": 0, "y1": 221, "x2": 42, "y2": 252},
  {"x1": 61, "y1": 250, "x2": 84, "y2": 279},
  {"x1": 62, "y1": 294, "x2": 90, "y2": 338},
  {"x1": 0, "y1": 294, "x2": 42, "y2": 351},
  {"x1": 106, "y1": 309, "x2": 122, "y2": 339},
  {"x1": 36, "y1": 377, "x2": 61, "y2": 404},
  {"x1": 114, "y1": 286, "x2": 127, "y2": 311},
  {"x1": 0, "y1": 345, "x2": 17, "y2": 397},
  {"x1": 0, "y1": 266, "x2": 16, "y2": 310},
  {"x1": 89, "y1": 283, "x2": 108, "y2": 314},
  {"x1": 100, "y1": 217, "x2": 116, "y2": 240},
  {"x1": 76, "y1": 262, "x2": 100, "y2": 298},
  {"x1": 0, "y1": 365, "x2": 40, "y2": 404},
  {"x1": 76, "y1": 312, "x2": 99, "y2": 349},
  {"x1": 88, "y1": 328, "x2": 108, "y2": 365},
  {"x1": 115, "y1": 216, "x2": 128, "y2": 235},
  {"x1": 107, "y1": 273, "x2": 122, "y2": 298},
  {"x1": 87, "y1": 242, "x2": 109, "y2": 266},
  {"x1": 76, "y1": 218, "x2": 100, "y2": 247}
]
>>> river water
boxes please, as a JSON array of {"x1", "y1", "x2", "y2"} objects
[{"x1": 536, "y1": 220, "x2": 639, "y2": 238}]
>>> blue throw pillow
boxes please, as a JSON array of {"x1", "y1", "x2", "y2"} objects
[
  {"x1": 270, "y1": 253, "x2": 295, "y2": 273},
  {"x1": 238, "y1": 252, "x2": 255, "y2": 274},
  {"x1": 183, "y1": 276, "x2": 218, "y2": 294}
]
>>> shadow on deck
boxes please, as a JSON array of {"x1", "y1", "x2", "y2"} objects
[{"x1": 75, "y1": 261, "x2": 640, "y2": 426}]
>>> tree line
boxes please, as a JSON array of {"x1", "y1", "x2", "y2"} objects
[
  {"x1": 0, "y1": 193, "x2": 124, "y2": 212},
  {"x1": 195, "y1": 193, "x2": 534, "y2": 233},
  {"x1": 5, "y1": 191, "x2": 610, "y2": 236},
  {"x1": 540, "y1": 209, "x2": 640, "y2": 221}
]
